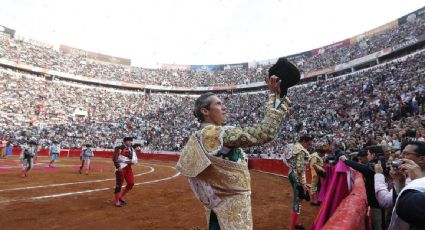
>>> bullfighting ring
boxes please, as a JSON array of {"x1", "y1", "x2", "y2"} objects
[{"x1": 0, "y1": 154, "x2": 316, "y2": 230}]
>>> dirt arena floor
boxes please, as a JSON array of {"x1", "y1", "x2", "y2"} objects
[{"x1": 0, "y1": 156, "x2": 316, "y2": 229}]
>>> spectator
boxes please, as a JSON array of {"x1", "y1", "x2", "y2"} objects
[
  {"x1": 388, "y1": 141, "x2": 425, "y2": 229},
  {"x1": 340, "y1": 145, "x2": 385, "y2": 230}
]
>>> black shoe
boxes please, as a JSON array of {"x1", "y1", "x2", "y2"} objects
[
  {"x1": 114, "y1": 203, "x2": 122, "y2": 207},
  {"x1": 296, "y1": 186, "x2": 310, "y2": 201},
  {"x1": 119, "y1": 198, "x2": 127, "y2": 205},
  {"x1": 295, "y1": 224, "x2": 305, "y2": 230}
]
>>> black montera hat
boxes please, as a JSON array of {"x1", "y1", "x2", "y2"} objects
[
  {"x1": 123, "y1": 137, "x2": 133, "y2": 142},
  {"x1": 367, "y1": 145, "x2": 384, "y2": 154},
  {"x1": 268, "y1": 57, "x2": 301, "y2": 97}
]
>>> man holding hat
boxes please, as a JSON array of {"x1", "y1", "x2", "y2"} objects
[
  {"x1": 20, "y1": 140, "x2": 38, "y2": 177},
  {"x1": 112, "y1": 137, "x2": 137, "y2": 207},
  {"x1": 176, "y1": 57, "x2": 299, "y2": 230},
  {"x1": 79, "y1": 144, "x2": 94, "y2": 175}
]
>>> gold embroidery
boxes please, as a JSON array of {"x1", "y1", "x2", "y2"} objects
[
  {"x1": 223, "y1": 96, "x2": 288, "y2": 148},
  {"x1": 202, "y1": 126, "x2": 222, "y2": 152},
  {"x1": 292, "y1": 143, "x2": 309, "y2": 185},
  {"x1": 198, "y1": 155, "x2": 251, "y2": 197},
  {"x1": 176, "y1": 135, "x2": 211, "y2": 177}
]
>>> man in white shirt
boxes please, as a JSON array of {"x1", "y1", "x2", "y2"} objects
[{"x1": 79, "y1": 144, "x2": 94, "y2": 175}]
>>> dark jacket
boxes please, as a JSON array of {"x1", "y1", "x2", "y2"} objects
[
  {"x1": 396, "y1": 189, "x2": 425, "y2": 229},
  {"x1": 343, "y1": 159, "x2": 380, "y2": 208}
]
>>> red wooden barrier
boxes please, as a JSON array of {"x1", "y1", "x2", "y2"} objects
[
  {"x1": 138, "y1": 153, "x2": 179, "y2": 161},
  {"x1": 247, "y1": 158, "x2": 312, "y2": 182},
  {"x1": 11, "y1": 148, "x2": 179, "y2": 161},
  {"x1": 12, "y1": 148, "x2": 82, "y2": 157},
  {"x1": 93, "y1": 151, "x2": 114, "y2": 158},
  {"x1": 248, "y1": 158, "x2": 289, "y2": 175},
  {"x1": 12, "y1": 147, "x2": 22, "y2": 155},
  {"x1": 322, "y1": 171, "x2": 368, "y2": 230}
]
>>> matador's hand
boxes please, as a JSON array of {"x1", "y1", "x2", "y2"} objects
[{"x1": 266, "y1": 75, "x2": 281, "y2": 98}]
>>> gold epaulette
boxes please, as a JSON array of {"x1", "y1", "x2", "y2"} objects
[
  {"x1": 293, "y1": 143, "x2": 307, "y2": 155},
  {"x1": 176, "y1": 135, "x2": 211, "y2": 177},
  {"x1": 200, "y1": 125, "x2": 223, "y2": 153}
]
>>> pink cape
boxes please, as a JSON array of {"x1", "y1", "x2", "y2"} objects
[{"x1": 310, "y1": 161, "x2": 351, "y2": 230}]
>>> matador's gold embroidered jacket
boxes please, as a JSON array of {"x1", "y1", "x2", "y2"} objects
[
  {"x1": 288, "y1": 143, "x2": 310, "y2": 187},
  {"x1": 309, "y1": 151, "x2": 324, "y2": 193},
  {"x1": 309, "y1": 152, "x2": 324, "y2": 178},
  {"x1": 176, "y1": 95, "x2": 289, "y2": 230}
]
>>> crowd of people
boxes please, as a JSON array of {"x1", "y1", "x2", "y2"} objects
[
  {"x1": 0, "y1": 49, "x2": 424, "y2": 157},
  {"x1": 0, "y1": 12, "x2": 423, "y2": 87},
  {"x1": 299, "y1": 14, "x2": 425, "y2": 72}
]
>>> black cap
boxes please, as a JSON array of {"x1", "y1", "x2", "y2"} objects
[
  {"x1": 357, "y1": 150, "x2": 368, "y2": 157},
  {"x1": 123, "y1": 137, "x2": 133, "y2": 142},
  {"x1": 268, "y1": 57, "x2": 301, "y2": 97},
  {"x1": 85, "y1": 144, "x2": 92, "y2": 148},
  {"x1": 133, "y1": 143, "x2": 142, "y2": 148}
]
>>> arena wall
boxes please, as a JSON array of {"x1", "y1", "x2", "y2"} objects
[{"x1": 322, "y1": 172, "x2": 368, "y2": 230}]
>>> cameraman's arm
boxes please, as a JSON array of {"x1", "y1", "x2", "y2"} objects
[
  {"x1": 374, "y1": 173, "x2": 393, "y2": 209},
  {"x1": 389, "y1": 168, "x2": 406, "y2": 194},
  {"x1": 342, "y1": 158, "x2": 371, "y2": 174}
]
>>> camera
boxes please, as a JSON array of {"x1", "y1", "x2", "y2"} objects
[
  {"x1": 367, "y1": 162, "x2": 376, "y2": 171},
  {"x1": 391, "y1": 159, "x2": 404, "y2": 168}
]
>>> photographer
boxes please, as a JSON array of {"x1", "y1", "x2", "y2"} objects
[
  {"x1": 397, "y1": 160, "x2": 425, "y2": 202},
  {"x1": 388, "y1": 140, "x2": 425, "y2": 229},
  {"x1": 374, "y1": 158, "x2": 406, "y2": 229},
  {"x1": 374, "y1": 158, "x2": 407, "y2": 207},
  {"x1": 340, "y1": 145, "x2": 385, "y2": 230}
]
